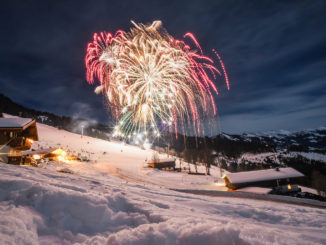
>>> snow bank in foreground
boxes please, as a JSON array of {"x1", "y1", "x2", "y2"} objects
[
  {"x1": 1, "y1": 163, "x2": 326, "y2": 245},
  {"x1": 0, "y1": 204, "x2": 42, "y2": 244},
  {"x1": 85, "y1": 220, "x2": 247, "y2": 245},
  {"x1": 1, "y1": 117, "x2": 326, "y2": 244},
  {"x1": 0, "y1": 164, "x2": 246, "y2": 245}
]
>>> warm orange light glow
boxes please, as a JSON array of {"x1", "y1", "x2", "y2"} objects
[
  {"x1": 288, "y1": 184, "x2": 292, "y2": 190},
  {"x1": 52, "y1": 148, "x2": 66, "y2": 156},
  {"x1": 33, "y1": 154, "x2": 41, "y2": 160},
  {"x1": 27, "y1": 138, "x2": 34, "y2": 144},
  {"x1": 52, "y1": 148, "x2": 71, "y2": 162}
]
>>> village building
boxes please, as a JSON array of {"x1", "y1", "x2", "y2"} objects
[
  {"x1": 147, "y1": 158, "x2": 176, "y2": 170},
  {"x1": 222, "y1": 167, "x2": 304, "y2": 190},
  {"x1": 22, "y1": 147, "x2": 58, "y2": 164},
  {"x1": 21, "y1": 147, "x2": 74, "y2": 164},
  {"x1": 0, "y1": 117, "x2": 38, "y2": 164}
]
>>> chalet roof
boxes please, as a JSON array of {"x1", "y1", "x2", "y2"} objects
[
  {"x1": 0, "y1": 118, "x2": 33, "y2": 129},
  {"x1": 22, "y1": 148, "x2": 57, "y2": 156},
  {"x1": 223, "y1": 167, "x2": 304, "y2": 184},
  {"x1": 149, "y1": 158, "x2": 175, "y2": 163}
]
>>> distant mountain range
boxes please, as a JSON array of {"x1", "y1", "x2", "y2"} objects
[
  {"x1": 1, "y1": 93, "x2": 325, "y2": 154},
  {"x1": 217, "y1": 127, "x2": 326, "y2": 153}
]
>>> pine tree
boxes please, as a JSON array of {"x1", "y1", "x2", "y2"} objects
[{"x1": 182, "y1": 148, "x2": 192, "y2": 173}]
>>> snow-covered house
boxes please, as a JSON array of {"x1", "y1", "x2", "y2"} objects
[
  {"x1": 148, "y1": 158, "x2": 175, "y2": 170},
  {"x1": 0, "y1": 118, "x2": 38, "y2": 164},
  {"x1": 222, "y1": 167, "x2": 304, "y2": 190}
]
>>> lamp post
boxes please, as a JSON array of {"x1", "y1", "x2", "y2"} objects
[{"x1": 166, "y1": 143, "x2": 170, "y2": 157}]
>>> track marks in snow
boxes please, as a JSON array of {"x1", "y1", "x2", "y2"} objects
[
  {"x1": 0, "y1": 177, "x2": 165, "y2": 238},
  {"x1": 148, "y1": 200, "x2": 170, "y2": 209},
  {"x1": 49, "y1": 184, "x2": 87, "y2": 193}
]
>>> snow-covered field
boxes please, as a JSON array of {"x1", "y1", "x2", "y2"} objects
[
  {"x1": 2, "y1": 162, "x2": 326, "y2": 245},
  {"x1": 31, "y1": 121, "x2": 225, "y2": 191},
  {"x1": 1, "y1": 117, "x2": 326, "y2": 244}
]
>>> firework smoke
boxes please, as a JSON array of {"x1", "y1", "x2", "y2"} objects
[{"x1": 85, "y1": 20, "x2": 229, "y2": 141}]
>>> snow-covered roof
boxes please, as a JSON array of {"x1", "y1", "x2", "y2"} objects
[
  {"x1": 22, "y1": 148, "x2": 57, "y2": 156},
  {"x1": 158, "y1": 158, "x2": 175, "y2": 161},
  {"x1": 151, "y1": 158, "x2": 175, "y2": 163},
  {"x1": 0, "y1": 118, "x2": 33, "y2": 128},
  {"x1": 223, "y1": 167, "x2": 304, "y2": 184}
]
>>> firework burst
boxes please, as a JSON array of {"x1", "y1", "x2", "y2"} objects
[{"x1": 85, "y1": 20, "x2": 229, "y2": 142}]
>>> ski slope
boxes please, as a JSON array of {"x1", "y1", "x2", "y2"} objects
[
  {"x1": 1, "y1": 117, "x2": 326, "y2": 244},
  {"x1": 32, "y1": 120, "x2": 226, "y2": 191}
]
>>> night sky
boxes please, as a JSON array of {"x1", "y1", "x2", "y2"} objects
[{"x1": 1, "y1": 0, "x2": 325, "y2": 134}]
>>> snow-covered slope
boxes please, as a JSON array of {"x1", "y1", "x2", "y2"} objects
[
  {"x1": 32, "y1": 121, "x2": 224, "y2": 190},
  {"x1": 2, "y1": 163, "x2": 326, "y2": 245},
  {"x1": 1, "y1": 118, "x2": 326, "y2": 244}
]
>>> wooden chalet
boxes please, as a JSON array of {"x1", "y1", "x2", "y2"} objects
[
  {"x1": 0, "y1": 117, "x2": 38, "y2": 164},
  {"x1": 148, "y1": 158, "x2": 175, "y2": 170},
  {"x1": 222, "y1": 167, "x2": 304, "y2": 190}
]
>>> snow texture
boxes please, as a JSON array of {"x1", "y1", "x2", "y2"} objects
[
  {"x1": 1, "y1": 163, "x2": 326, "y2": 245},
  {"x1": 289, "y1": 152, "x2": 326, "y2": 163},
  {"x1": 22, "y1": 148, "x2": 57, "y2": 156},
  {"x1": 1, "y1": 115, "x2": 326, "y2": 244}
]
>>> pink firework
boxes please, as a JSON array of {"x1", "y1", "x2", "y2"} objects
[{"x1": 85, "y1": 20, "x2": 229, "y2": 138}]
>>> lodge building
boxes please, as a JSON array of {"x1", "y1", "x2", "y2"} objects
[
  {"x1": 0, "y1": 117, "x2": 38, "y2": 164},
  {"x1": 147, "y1": 158, "x2": 176, "y2": 170},
  {"x1": 222, "y1": 167, "x2": 304, "y2": 190}
]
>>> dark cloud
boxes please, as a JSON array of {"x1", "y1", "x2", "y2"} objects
[{"x1": 0, "y1": 0, "x2": 325, "y2": 133}]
